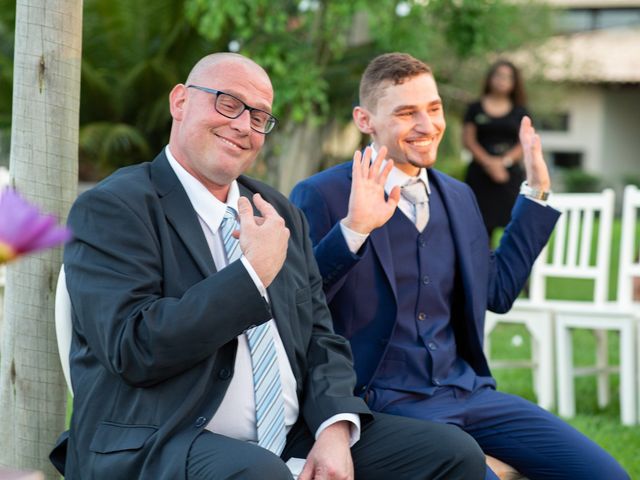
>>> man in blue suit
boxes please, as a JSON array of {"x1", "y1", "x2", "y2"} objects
[{"x1": 290, "y1": 52, "x2": 629, "y2": 480}]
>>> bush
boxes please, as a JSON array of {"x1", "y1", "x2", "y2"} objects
[{"x1": 562, "y1": 168, "x2": 601, "y2": 193}]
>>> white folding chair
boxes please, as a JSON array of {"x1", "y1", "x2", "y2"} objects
[
  {"x1": 485, "y1": 189, "x2": 615, "y2": 413},
  {"x1": 616, "y1": 185, "x2": 640, "y2": 422},
  {"x1": 553, "y1": 188, "x2": 637, "y2": 425},
  {"x1": 54, "y1": 265, "x2": 74, "y2": 396}
]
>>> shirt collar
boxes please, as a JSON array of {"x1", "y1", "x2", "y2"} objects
[
  {"x1": 165, "y1": 145, "x2": 240, "y2": 233},
  {"x1": 369, "y1": 144, "x2": 431, "y2": 196}
]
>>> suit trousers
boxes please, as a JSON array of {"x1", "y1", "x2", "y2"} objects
[
  {"x1": 373, "y1": 386, "x2": 629, "y2": 480},
  {"x1": 186, "y1": 412, "x2": 486, "y2": 480}
]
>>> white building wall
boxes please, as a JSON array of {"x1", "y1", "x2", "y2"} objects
[
  {"x1": 601, "y1": 88, "x2": 640, "y2": 185},
  {"x1": 539, "y1": 85, "x2": 605, "y2": 178}
]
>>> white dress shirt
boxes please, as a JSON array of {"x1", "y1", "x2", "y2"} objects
[{"x1": 165, "y1": 146, "x2": 359, "y2": 445}]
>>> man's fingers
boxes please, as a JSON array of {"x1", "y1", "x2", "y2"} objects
[
  {"x1": 519, "y1": 116, "x2": 534, "y2": 148},
  {"x1": 377, "y1": 157, "x2": 394, "y2": 184},
  {"x1": 352, "y1": 150, "x2": 362, "y2": 178},
  {"x1": 370, "y1": 145, "x2": 387, "y2": 179},
  {"x1": 237, "y1": 196, "x2": 253, "y2": 218},
  {"x1": 236, "y1": 196, "x2": 255, "y2": 229},
  {"x1": 252, "y1": 193, "x2": 279, "y2": 218},
  {"x1": 360, "y1": 146, "x2": 372, "y2": 177}
]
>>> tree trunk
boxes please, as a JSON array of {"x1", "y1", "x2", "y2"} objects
[{"x1": 0, "y1": 0, "x2": 82, "y2": 477}]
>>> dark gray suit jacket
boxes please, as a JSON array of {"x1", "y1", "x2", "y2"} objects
[{"x1": 54, "y1": 152, "x2": 369, "y2": 480}]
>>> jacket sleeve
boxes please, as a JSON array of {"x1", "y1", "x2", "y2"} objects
[
  {"x1": 487, "y1": 195, "x2": 561, "y2": 313},
  {"x1": 290, "y1": 179, "x2": 365, "y2": 302}
]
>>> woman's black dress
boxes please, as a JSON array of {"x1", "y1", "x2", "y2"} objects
[{"x1": 463, "y1": 100, "x2": 529, "y2": 237}]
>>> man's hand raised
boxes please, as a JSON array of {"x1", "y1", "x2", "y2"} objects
[
  {"x1": 519, "y1": 116, "x2": 551, "y2": 192},
  {"x1": 342, "y1": 146, "x2": 400, "y2": 235},
  {"x1": 237, "y1": 194, "x2": 289, "y2": 287}
]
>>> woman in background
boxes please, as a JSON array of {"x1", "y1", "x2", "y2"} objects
[{"x1": 463, "y1": 60, "x2": 529, "y2": 242}]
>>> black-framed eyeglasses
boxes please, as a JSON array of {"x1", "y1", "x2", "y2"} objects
[{"x1": 187, "y1": 84, "x2": 278, "y2": 134}]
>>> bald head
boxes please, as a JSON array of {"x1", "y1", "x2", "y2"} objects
[{"x1": 186, "y1": 53, "x2": 271, "y2": 87}]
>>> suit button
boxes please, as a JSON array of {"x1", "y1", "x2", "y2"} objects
[
  {"x1": 422, "y1": 275, "x2": 430, "y2": 285},
  {"x1": 195, "y1": 416, "x2": 207, "y2": 428},
  {"x1": 417, "y1": 312, "x2": 427, "y2": 321},
  {"x1": 433, "y1": 378, "x2": 441, "y2": 386},
  {"x1": 428, "y1": 342, "x2": 437, "y2": 351},
  {"x1": 219, "y1": 368, "x2": 232, "y2": 380},
  {"x1": 360, "y1": 386, "x2": 367, "y2": 392}
]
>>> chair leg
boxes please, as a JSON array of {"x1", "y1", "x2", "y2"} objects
[
  {"x1": 595, "y1": 329, "x2": 610, "y2": 408},
  {"x1": 556, "y1": 322, "x2": 576, "y2": 418},
  {"x1": 529, "y1": 313, "x2": 554, "y2": 410},
  {"x1": 619, "y1": 322, "x2": 636, "y2": 425}
]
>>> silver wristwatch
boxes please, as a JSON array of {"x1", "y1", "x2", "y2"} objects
[{"x1": 520, "y1": 181, "x2": 550, "y2": 201}]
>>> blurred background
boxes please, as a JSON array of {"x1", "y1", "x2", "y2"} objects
[
  {"x1": 0, "y1": 0, "x2": 638, "y2": 477},
  {"x1": 0, "y1": 0, "x2": 635, "y2": 198}
]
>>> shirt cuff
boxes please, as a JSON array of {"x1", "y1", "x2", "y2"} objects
[
  {"x1": 315, "y1": 414, "x2": 361, "y2": 447},
  {"x1": 339, "y1": 221, "x2": 369, "y2": 254},
  {"x1": 240, "y1": 255, "x2": 268, "y2": 298},
  {"x1": 521, "y1": 193, "x2": 548, "y2": 207}
]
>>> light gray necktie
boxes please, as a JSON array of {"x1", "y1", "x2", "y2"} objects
[
  {"x1": 401, "y1": 180, "x2": 429, "y2": 231},
  {"x1": 219, "y1": 206, "x2": 287, "y2": 455}
]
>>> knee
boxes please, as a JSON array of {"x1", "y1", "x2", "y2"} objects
[
  {"x1": 424, "y1": 424, "x2": 486, "y2": 480},
  {"x1": 241, "y1": 450, "x2": 293, "y2": 480}
]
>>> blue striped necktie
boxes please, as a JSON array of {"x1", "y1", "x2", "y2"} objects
[{"x1": 219, "y1": 206, "x2": 287, "y2": 455}]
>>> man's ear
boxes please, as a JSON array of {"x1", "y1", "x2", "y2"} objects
[
  {"x1": 169, "y1": 84, "x2": 187, "y2": 121},
  {"x1": 353, "y1": 106, "x2": 375, "y2": 135}
]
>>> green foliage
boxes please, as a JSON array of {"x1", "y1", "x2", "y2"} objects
[
  {"x1": 185, "y1": 0, "x2": 552, "y2": 125},
  {"x1": 562, "y1": 168, "x2": 602, "y2": 193},
  {"x1": 0, "y1": 0, "x2": 552, "y2": 176},
  {"x1": 76, "y1": 0, "x2": 215, "y2": 176},
  {"x1": 0, "y1": 0, "x2": 15, "y2": 143},
  {"x1": 621, "y1": 173, "x2": 640, "y2": 188}
]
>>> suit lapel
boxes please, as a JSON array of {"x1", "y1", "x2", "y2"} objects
[
  {"x1": 369, "y1": 227, "x2": 398, "y2": 301},
  {"x1": 151, "y1": 153, "x2": 215, "y2": 277},
  {"x1": 430, "y1": 170, "x2": 476, "y2": 314}
]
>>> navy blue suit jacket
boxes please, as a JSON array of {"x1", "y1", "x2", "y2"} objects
[{"x1": 290, "y1": 162, "x2": 560, "y2": 393}]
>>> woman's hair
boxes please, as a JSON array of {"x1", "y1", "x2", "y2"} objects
[{"x1": 482, "y1": 59, "x2": 527, "y2": 107}]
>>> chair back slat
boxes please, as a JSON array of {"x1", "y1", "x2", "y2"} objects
[
  {"x1": 580, "y1": 209, "x2": 594, "y2": 268},
  {"x1": 529, "y1": 189, "x2": 615, "y2": 304},
  {"x1": 618, "y1": 185, "x2": 640, "y2": 307},
  {"x1": 567, "y1": 207, "x2": 582, "y2": 267}
]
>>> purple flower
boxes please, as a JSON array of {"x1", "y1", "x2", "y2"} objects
[{"x1": 0, "y1": 187, "x2": 72, "y2": 264}]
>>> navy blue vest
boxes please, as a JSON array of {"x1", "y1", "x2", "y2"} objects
[{"x1": 369, "y1": 178, "x2": 493, "y2": 402}]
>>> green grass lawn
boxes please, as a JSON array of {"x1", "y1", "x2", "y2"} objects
[
  {"x1": 489, "y1": 218, "x2": 640, "y2": 477},
  {"x1": 490, "y1": 324, "x2": 640, "y2": 477}
]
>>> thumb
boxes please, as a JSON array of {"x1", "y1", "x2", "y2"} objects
[{"x1": 388, "y1": 186, "x2": 401, "y2": 208}]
